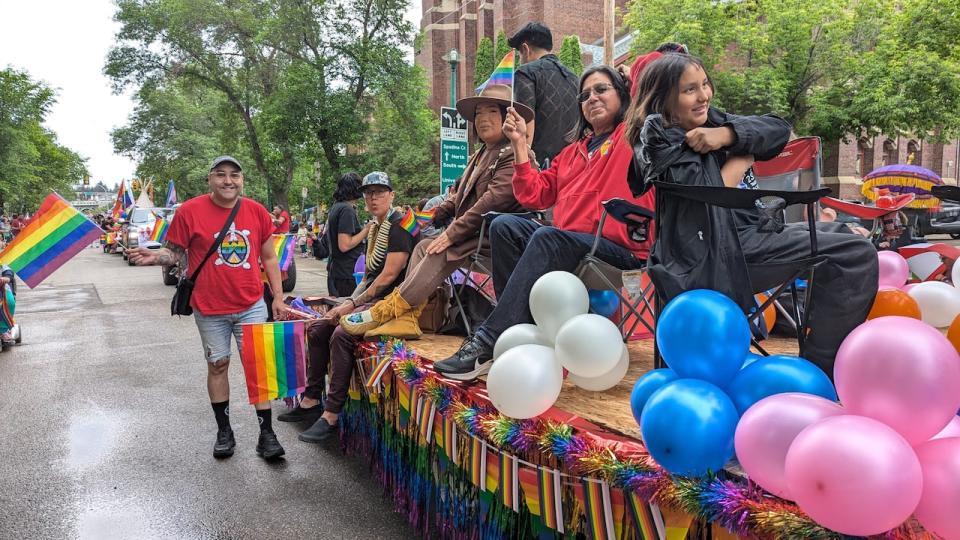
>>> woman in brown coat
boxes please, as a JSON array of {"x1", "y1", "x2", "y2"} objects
[{"x1": 340, "y1": 84, "x2": 534, "y2": 339}]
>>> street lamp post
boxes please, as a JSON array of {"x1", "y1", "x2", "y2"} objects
[{"x1": 444, "y1": 48, "x2": 461, "y2": 107}]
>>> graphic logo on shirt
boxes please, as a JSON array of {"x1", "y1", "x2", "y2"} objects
[{"x1": 215, "y1": 224, "x2": 252, "y2": 269}]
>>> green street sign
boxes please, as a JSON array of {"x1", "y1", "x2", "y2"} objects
[{"x1": 440, "y1": 106, "x2": 468, "y2": 195}]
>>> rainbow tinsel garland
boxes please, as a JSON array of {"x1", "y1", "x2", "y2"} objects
[{"x1": 339, "y1": 338, "x2": 931, "y2": 540}]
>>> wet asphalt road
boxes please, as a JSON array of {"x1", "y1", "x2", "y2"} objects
[{"x1": 0, "y1": 248, "x2": 411, "y2": 539}]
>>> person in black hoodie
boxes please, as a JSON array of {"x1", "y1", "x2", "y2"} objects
[{"x1": 626, "y1": 53, "x2": 877, "y2": 377}]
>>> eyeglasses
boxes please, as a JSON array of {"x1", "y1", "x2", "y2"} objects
[
  {"x1": 363, "y1": 189, "x2": 391, "y2": 199},
  {"x1": 212, "y1": 171, "x2": 242, "y2": 180},
  {"x1": 578, "y1": 83, "x2": 614, "y2": 103}
]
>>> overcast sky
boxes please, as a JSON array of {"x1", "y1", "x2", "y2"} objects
[{"x1": 0, "y1": 0, "x2": 423, "y2": 188}]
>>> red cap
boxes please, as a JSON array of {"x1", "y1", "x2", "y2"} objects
[{"x1": 629, "y1": 51, "x2": 663, "y2": 98}]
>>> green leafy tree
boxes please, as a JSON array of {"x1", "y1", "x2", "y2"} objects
[
  {"x1": 474, "y1": 37, "x2": 495, "y2": 87},
  {"x1": 557, "y1": 36, "x2": 583, "y2": 76},
  {"x1": 495, "y1": 30, "x2": 511, "y2": 64}
]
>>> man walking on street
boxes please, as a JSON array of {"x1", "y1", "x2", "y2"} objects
[
  {"x1": 508, "y1": 22, "x2": 579, "y2": 167},
  {"x1": 129, "y1": 156, "x2": 290, "y2": 460}
]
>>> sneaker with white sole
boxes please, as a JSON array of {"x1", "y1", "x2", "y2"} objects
[{"x1": 433, "y1": 336, "x2": 494, "y2": 381}]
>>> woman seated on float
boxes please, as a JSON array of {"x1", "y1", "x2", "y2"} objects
[
  {"x1": 279, "y1": 172, "x2": 416, "y2": 443},
  {"x1": 627, "y1": 52, "x2": 877, "y2": 375},
  {"x1": 339, "y1": 84, "x2": 532, "y2": 340},
  {"x1": 432, "y1": 64, "x2": 656, "y2": 381}
]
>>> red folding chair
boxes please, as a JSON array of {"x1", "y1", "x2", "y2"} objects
[{"x1": 753, "y1": 136, "x2": 823, "y2": 222}]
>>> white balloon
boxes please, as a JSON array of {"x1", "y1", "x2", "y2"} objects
[
  {"x1": 908, "y1": 281, "x2": 960, "y2": 327},
  {"x1": 554, "y1": 313, "x2": 624, "y2": 378},
  {"x1": 493, "y1": 324, "x2": 552, "y2": 360},
  {"x1": 568, "y1": 345, "x2": 630, "y2": 391},
  {"x1": 487, "y1": 344, "x2": 563, "y2": 419},
  {"x1": 952, "y1": 259, "x2": 960, "y2": 289},
  {"x1": 529, "y1": 271, "x2": 590, "y2": 341}
]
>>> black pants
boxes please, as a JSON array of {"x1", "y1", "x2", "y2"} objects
[{"x1": 740, "y1": 221, "x2": 877, "y2": 375}]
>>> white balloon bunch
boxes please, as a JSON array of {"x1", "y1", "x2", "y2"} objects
[{"x1": 486, "y1": 271, "x2": 629, "y2": 419}]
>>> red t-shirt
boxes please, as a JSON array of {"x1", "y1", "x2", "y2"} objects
[
  {"x1": 274, "y1": 210, "x2": 291, "y2": 233},
  {"x1": 167, "y1": 195, "x2": 275, "y2": 315}
]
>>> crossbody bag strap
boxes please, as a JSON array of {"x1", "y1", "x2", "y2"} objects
[{"x1": 189, "y1": 198, "x2": 242, "y2": 281}]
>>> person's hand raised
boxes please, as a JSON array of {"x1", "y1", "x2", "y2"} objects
[{"x1": 502, "y1": 107, "x2": 528, "y2": 145}]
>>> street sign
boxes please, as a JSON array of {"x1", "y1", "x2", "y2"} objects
[{"x1": 440, "y1": 106, "x2": 468, "y2": 194}]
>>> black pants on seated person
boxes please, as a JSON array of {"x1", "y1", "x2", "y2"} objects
[
  {"x1": 474, "y1": 214, "x2": 644, "y2": 346},
  {"x1": 739, "y1": 221, "x2": 878, "y2": 376}
]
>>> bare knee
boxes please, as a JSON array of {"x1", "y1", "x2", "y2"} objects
[{"x1": 208, "y1": 357, "x2": 230, "y2": 375}]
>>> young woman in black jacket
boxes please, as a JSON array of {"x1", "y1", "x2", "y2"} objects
[{"x1": 626, "y1": 53, "x2": 877, "y2": 377}]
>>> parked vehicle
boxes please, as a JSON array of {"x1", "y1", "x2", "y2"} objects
[
  {"x1": 119, "y1": 207, "x2": 174, "y2": 264},
  {"x1": 914, "y1": 202, "x2": 960, "y2": 239}
]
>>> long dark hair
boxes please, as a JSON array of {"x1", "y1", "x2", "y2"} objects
[
  {"x1": 625, "y1": 53, "x2": 713, "y2": 142},
  {"x1": 332, "y1": 172, "x2": 363, "y2": 202},
  {"x1": 567, "y1": 65, "x2": 631, "y2": 142}
]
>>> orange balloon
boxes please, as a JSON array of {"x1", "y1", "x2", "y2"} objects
[
  {"x1": 755, "y1": 293, "x2": 777, "y2": 333},
  {"x1": 947, "y1": 314, "x2": 960, "y2": 354},
  {"x1": 867, "y1": 288, "x2": 922, "y2": 320}
]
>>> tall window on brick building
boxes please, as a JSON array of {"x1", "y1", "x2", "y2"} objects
[
  {"x1": 857, "y1": 138, "x2": 874, "y2": 176},
  {"x1": 883, "y1": 139, "x2": 898, "y2": 166},
  {"x1": 907, "y1": 140, "x2": 921, "y2": 166}
]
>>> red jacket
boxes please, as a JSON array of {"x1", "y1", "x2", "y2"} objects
[{"x1": 512, "y1": 122, "x2": 655, "y2": 259}]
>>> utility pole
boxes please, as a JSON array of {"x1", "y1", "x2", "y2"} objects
[{"x1": 603, "y1": 0, "x2": 615, "y2": 66}]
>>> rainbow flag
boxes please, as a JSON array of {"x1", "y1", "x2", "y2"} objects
[
  {"x1": 0, "y1": 286, "x2": 15, "y2": 330},
  {"x1": 416, "y1": 396, "x2": 436, "y2": 444},
  {"x1": 519, "y1": 465, "x2": 542, "y2": 517},
  {"x1": 435, "y1": 415, "x2": 457, "y2": 462},
  {"x1": 476, "y1": 50, "x2": 516, "y2": 94},
  {"x1": 164, "y1": 180, "x2": 177, "y2": 207},
  {"x1": 580, "y1": 479, "x2": 615, "y2": 540},
  {"x1": 485, "y1": 448, "x2": 501, "y2": 493},
  {"x1": 538, "y1": 467, "x2": 564, "y2": 533},
  {"x1": 469, "y1": 437, "x2": 486, "y2": 488},
  {"x1": 499, "y1": 451, "x2": 519, "y2": 512},
  {"x1": 627, "y1": 491, "x2": 665, "y2": 540},
  {"x1": 398, "y1": 208, "x2": 435, "y2": 236},
  {"x1": 0, "y1": 193, "x2": 102, "y2": 288},
  {"x1": 272, "y1": 234, "x2": 296, "y2": 271},
  {"x1": 239, "y1": 321, "x2": 307, "y2": 404},
  {"x1": 365, "y1": 355, "x2": 393, "y2": 389},
  {"x1": 397, "y1": 379, "x2": 416, "y2": 429},
  {"x1": 150, "y1": 216, "x2": 169, "y2": 243}
]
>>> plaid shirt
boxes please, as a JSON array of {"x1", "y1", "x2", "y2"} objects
[{"x1": 514, "y1": 54, "x2": 579, "y2": 166}]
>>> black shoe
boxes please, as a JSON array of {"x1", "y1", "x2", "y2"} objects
[
  {"x1": 256, "y1": 431, "x2": 286, "y2": 460},
  {"x1": 277, "y1": 404, "x2": 323, "y2": 424},
  {"x1": 433, "y1": 336, "x2": 494, "y2": 381},
  {"x1": 213, "y1": 428, "x2": 236, "y2": 459},
  {"x1": 298, "y1": 418, "x2": 338, "y2": 443}
]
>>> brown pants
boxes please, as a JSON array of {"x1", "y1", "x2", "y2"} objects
[
  {"x1": 397, "y1": 238, "x2": 467, "y2": 306},
  {"x1": 304, "y1": 303, "x2": 369, "y2": 414}
]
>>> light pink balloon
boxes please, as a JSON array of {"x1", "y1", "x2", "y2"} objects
[
  {"x1": 931, "y1": 416, "x2": 960, "y2": 441},
  {"x1": 735, "y1": 393, "x2": 844, "y2": 499},
  {"x1": 901, "y1": 283, "x2": 918, "y2": 293},
  {"x1": 784, "y1": 415, "x2": 923, "y2": 536},
  {"x1": 834, "y1": 316, "x2": 960, "y2": 445},
  {"x1": 877, "y1": 250, "x2": 909, "y2": 289},
  {"x1": 914, "y1": 438, "x2": 960, "y2": 540}
]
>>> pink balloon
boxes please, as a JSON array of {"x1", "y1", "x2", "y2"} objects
[
  {"x1": 835, "y1": 316, "x2": 960, "y2": 445},
  {"x1": 877, "y1": 250, "x2": 909, "y2": 289},
  {"x1": 931, "y1": 415, "x2": 960, "y2": 441},
  {"x1": 735, "y1": 393, "x2": 844, "y2": 499},
  {"x1": 914, "y1": 438, "x2": 960, "y2": 540},
  {"x1": 784, "y1": 415, "x2": 923, "y2": 536},
  {"x1": 901, "y1": 283, "x2": 918, "y2": 293}
]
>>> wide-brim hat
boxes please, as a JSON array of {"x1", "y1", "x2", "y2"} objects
[{"x1": 457, "y1": 84, "x2": 534, "y2": 123}]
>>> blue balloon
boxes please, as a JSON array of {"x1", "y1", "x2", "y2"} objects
[
  {"x1": 640, "y1": 379, "x2": 739, "y2": 476},
  {"x1": 726, "y1": 355, "x2": 838, "y2": 415},
  {"x1": 629, "y1": 368, "x2": 679, "y2": 425},
  {"x1": 588, "y1": 289, "x2": 620, "y2": 319},
  {"x1": 741, "y1": 352, "x2": 764, "y2": 370},
  {"x1": 656, "y1": 290, "x2": 751, "y2": 387}
]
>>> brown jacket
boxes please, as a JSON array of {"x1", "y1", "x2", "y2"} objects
[{"x1": 432, "y1": 139, "x2": 531, "y2": 261}]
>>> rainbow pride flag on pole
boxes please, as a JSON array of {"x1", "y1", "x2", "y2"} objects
[
  {"x1": 398, "y1": 208, "x2": 435, "y2": 236},
  {"x1": 164, "y1": 180, "x2": 177, "y2": 207},
  {"x1": 476, "y1": 50, "x2": 516, "y2": 94},
  {"x1": 239, "y1": 321, "x2": 307, "y2": 404},
  {"x1": 0, "y1": 193, "x2": 102, "y2": 288},
  {"x1": 150, "y1": 215, "x2": 170, "y2": 243},
  {"x1": 272, "y1": 234, "x2": 296, "y2": 271}
]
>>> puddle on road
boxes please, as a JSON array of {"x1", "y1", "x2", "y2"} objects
[{"x1": 66, "y1": 410, "x2": 121, "y2": 471}]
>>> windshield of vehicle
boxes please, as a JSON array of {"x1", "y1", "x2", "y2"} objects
[{"x1": 130, "y1": 208, "x2": 172, "y2": 225}]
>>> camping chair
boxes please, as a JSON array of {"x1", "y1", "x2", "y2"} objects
[{"x1": 575, "y1": 199, "x2": 657, "y2": 341}]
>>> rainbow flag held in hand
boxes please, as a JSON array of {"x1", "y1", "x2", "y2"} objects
[
  {"x1": 476, "y1": 50, "x2": 516, "y2": 94},
  {"x1": 150, "y1": 215, "x2": 170, "y2": 243},
  {"x1": 398, "y1": 208, "x2": 435, "y2": 236},
  {"x1": 239, "y1": 321, "x2": 307, "y2": 404},
  {"x1": 0, "y1": 193, "x2": 102, "y2": 288},
  {"x1": 272, "y1": 234, "x2": 296, "y2": 271}
]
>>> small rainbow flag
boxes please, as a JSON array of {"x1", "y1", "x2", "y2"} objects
[
  {"x1": 434, "y1": 415, "x2": 457, "y2": 462},
  {"x1": 365, "y1": 355, "x2": 393, "y2": 389},
  {"x1": 0, "y1": 193, "x2": 102, "y2": 288},
  {"x1": 627, "y1": 491, "x2": 665, "y2": 540},
  {"x1": 0, "y1": 286, "x2": 15, "y2": 330},
  {"x1": 519, "y1": 465, "x2": 542, "y2": 517},
  {"x1": 416, "y1": 396, "x2": 436, "y2": 444},
  {"x1": 150, "y1": 216, "x2": 170, "y2": 243},
  {"x1": 469, "y1": 437, "x2": 486, "y2": 488},
  {"x1": 538, "y1": 467, "x2": 564, "y2": 533},
  {"x1": 580, "y1": 479, "x2": 615, "y2": 540},
  {"x1": 499, "y1": 451, "x2": 519, "y2": 512},
  {"x1": 485, "y1": 448, "x2": 501, "y2": 493},
  {"x1": 476, "y1": 50, "x2": 516, "y2": 94},
  {"x1": 272, "y1": 234, "x2": 296, "y2": 271},
  {"x1": 397, "y1": 379, "x2": 416, "y2": 429},
  {"x1": 398, "y1": 208, "x2": 435, "y2": 236},
  {"x1": 239, "y1": 321, "x2": 307, "y2": 405}
]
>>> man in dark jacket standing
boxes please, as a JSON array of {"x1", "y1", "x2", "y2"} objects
[{"x1": 508, "y1": 22, "x2": 579, "y2": 167}]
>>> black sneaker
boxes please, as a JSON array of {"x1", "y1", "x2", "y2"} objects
[
  {"x1": 433, "y1": 336, "x2": 494, "y2": 381},
  {"x1": 256, "y1": 431, "x2": 286, "y2": 460},
  {"x1": 298, "y1": 418, "x2": 338, "y2": 443},
  {"x1": 213, "y1": 428, "x2": 235, "y2": 459},
  {"x1": 277, "y1": 404, "x2": 323, "y2": 424}
]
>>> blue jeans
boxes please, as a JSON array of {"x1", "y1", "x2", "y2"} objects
[
  {"x1": 477, "y1": 215, "x2": 643, "y2": 344},
  {"x1": 194, "y1": 299, "x2": 268, "y2": 363}
]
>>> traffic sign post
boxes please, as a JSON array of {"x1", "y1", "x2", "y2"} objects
[{"x1": 440, "y1": 106, "x2": 468, "y2": 195}]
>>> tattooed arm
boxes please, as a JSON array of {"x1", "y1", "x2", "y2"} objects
[{"x1": 127, "y1": 242, "x2": 186, "y2": 268}]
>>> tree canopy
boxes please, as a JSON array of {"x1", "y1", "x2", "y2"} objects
[{"x1": 557, "y1": 36, "x2": 584, "y2": 77}]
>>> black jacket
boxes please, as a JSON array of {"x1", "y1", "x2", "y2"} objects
[
  {"x1": 628, "y1": 108, "x2": 791, "y2": 313},
  {"x1": 513, "y1": 54, "x2": 579, "y2": 165}
]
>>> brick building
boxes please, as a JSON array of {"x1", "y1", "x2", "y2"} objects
[{"x1": 415, "y1": 0, "x2": 627, "y2": 113}]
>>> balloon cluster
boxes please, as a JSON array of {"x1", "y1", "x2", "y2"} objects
[
  {"x1": 630, "y1": 289, "x2": 835, "y2": 477},
  {"x1": 876, "y1": 249, "x2": 960, "y2": 331},
  {"x1": 736, "y1": 315, "x2": 960, "y2": 537},
  {"x1": 487, "y1": 272, "x2": 629, "y2": 419}
]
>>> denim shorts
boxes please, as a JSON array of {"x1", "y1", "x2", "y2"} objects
[{"x1": 194, "y1": 299, "x2": 268, "y2": 363}]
